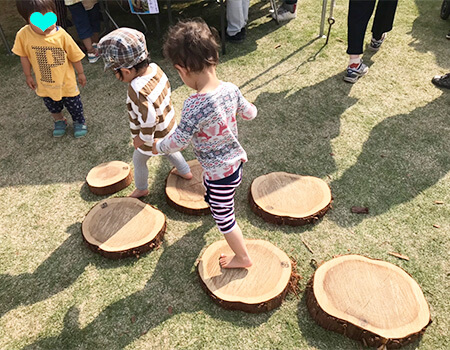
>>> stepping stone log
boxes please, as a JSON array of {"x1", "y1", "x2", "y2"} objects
[
  {"x1": 306, "y1": 255, "x2": 431, "y2": 349},
  {"x1": 249, "y1": 172, "x2": 332, "y2": 225},
  {"x1": 197, "y1": 239, "x2": 295, "y2": 313},
  {"x1": 86, "y1": 161, "x2": 132, "y2": 195},
  {"x1": 165, "y1": 159, "x2": 209, "y2": 215},
  {"x1": 82, "y1": 198, "x2": 165, "y2": 259}
]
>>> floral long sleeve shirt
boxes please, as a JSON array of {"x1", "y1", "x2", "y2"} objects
[{"x1": 156, "y1": 82, "x2": 257, "y2": 180}]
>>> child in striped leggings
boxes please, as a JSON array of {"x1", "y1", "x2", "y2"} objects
[{"x1": 153, "y1": 19, "x2": 258, "y2": 269}]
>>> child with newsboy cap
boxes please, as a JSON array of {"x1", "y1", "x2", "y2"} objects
[{"x1": 98, "y1": 28, "x2": 192, "y2": 198}]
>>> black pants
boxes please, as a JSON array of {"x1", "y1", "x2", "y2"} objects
[{"x1": 347, "y1": 0, "x2": 398, "y2": 55}]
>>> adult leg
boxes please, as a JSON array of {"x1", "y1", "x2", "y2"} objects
[
  {"x1": 372, "y1": 0, "x2": 398, "y2": 40},
  {"x1": 87, "y1": 3, "x2": 102, "y2": 44},
  {"x1": 226, "y1": 0, "x2": 247, "y2": 36},
  {"x1": 68, "y1": 3, "x2": 95, "y2": 53},
  {"x1": 130, "y1": 149, "x2": 150, "y2": 197},
  {"x1": 347, "y1": 0, "x2": 377, "y2": 55}
]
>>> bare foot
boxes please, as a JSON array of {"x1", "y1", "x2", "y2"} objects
[
  {"x1": 172, "y1": 170, "x2": 193, "y2": 180},
  {"x1": 219, "y1": 253, "x2": 252, "y2": 269},
  {"x1": 128, "y1": 189, "x2": 149, "y2": 198}
]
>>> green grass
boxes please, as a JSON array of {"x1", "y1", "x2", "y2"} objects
[{"x1": 0, "y1": 0, "x2": 449, "y2": 349}]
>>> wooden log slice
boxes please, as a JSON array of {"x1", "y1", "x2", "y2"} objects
[
  {"x1": 249, "y1": 172, "x2": 332, "y2": 226},
  {"x1": 86, "y1": 161, "x2": 132, "y2": 195},
  {"x1": 306, "y1": 255, "x2": 431, "y2": 349},
  {"x1": 197, "y1": 239, "x2": 293, "y2": 313},
  {"x1": 165, "y1": 159, "x2": 209, "y2": 215},
  {"x1": 82, "y1": 198, "x2": 166, "y2": 259}
]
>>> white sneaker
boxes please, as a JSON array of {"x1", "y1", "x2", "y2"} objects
[
  {"x1": 88, "y1": 51, "x2": 100, "y2": 63},
  {"x1": 272, "y1": 6, "x2": 297, "y2": 21}
]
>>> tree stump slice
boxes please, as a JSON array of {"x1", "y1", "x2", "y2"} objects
[
  {"x1": 249, "y1": 172, "x2": 332, "y2": 225},
  {"x1": 165, "y1": 159, "x2": 209, "y2": 215},
  {"x1": 82, "y1": 197, "x2": 166, "y2": 259},
  {"x1": 306, "y1": 255, "x2": 431, "y2": 349},
  {"x1": 86, "y1": 161, "x2": 132, "y2": 195},
  {"x1": 197, "y1": 239, "x2": 293, "y2": 313}
]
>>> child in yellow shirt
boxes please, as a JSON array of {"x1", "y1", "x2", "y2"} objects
[{"x1": 13, "y1": 0, "x2": 88, "y2": 138}]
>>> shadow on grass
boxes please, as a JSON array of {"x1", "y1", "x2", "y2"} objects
[
  {"x1": 0, "y1": 223, "x2": 89, "y2": 318},
  {"x1": 23, "y1": 218, "x2": 275, "y2": 349},
  {"x1": 411, "y1": 0, "x2": 450, "y2": 69},
  {"x1": 329, "y1": 93, "x2": 450, "y2": 227},
  {"x1": 248, "y1": 72, "x2": 356, "y2": 178}
]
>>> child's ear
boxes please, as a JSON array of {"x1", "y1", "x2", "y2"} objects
[{"x1": 174, "y1": 64, "x2": 188, "y2": 76}]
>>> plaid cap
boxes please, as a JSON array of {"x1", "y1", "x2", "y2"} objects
[{"x1": 98, "y1": 28, "x2": 148, "y2": 71}]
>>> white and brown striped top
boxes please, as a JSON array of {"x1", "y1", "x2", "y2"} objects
[{"x1": 127, "y1": 63, "x2": 177, "y2": 156}]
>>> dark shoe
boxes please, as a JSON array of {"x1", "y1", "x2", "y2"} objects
[
  {"x1": 446, "y1": 31, "x2": 450, "y2": 40},
  {"x1": 226, "y1": 27, "x2": 246, "y2": 43},
  {"x1": 432, "y1": 73, "x2": 450, "y2": 89},
  {"x1": 369, "y1": 33, "x2": 386, "y2": 51}
]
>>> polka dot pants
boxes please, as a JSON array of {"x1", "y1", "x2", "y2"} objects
[{"x1": 43, "y1": 95, "x2": 85, "y2": 124}]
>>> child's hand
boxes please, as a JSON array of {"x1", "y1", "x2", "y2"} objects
[
  {"x1": 78, "y1": 73, "x2": 87, "y2": 87},
  {"x1": 152, "y1": 139, "x2": 159, "y2": 154},
  {"x1": 25, "y1": 75, "x2": 36, "y2": 90},
  {"x1": 133, "y1": 135, "x2": 145, "y2": 150}
]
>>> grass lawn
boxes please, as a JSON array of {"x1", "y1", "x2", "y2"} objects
[{"x1": 0, "y1": 0, "x2": 449, "y2": 349}]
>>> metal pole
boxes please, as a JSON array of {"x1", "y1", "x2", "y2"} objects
[
  {"x1": 0, "y1": 23, "x2": 12, "y2": 55},
  {"x1": 319, "y1": 0, "x2": 328, "y2": 37}
]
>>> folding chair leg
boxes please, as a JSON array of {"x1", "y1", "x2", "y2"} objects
[
  {"x1": 220, "y1": 0, "x2": 226, "y2": 54},
  {"x1": 0, "y1": 23, "x2": 12, "y2": 55},
  {"x1": 269, "y1": 0, "x2": 279, "y2": 25}
]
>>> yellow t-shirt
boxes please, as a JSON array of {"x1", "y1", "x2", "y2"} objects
[{"x1": 12, "y1": 25, "x2": 85, "y2": 101}]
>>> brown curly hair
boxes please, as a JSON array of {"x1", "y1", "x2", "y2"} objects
[{"x1": 163, "y1": 18, "x2": 220, "y2": 73}]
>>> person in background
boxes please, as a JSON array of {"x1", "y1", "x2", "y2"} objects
[
  {"x1": 344, "y1": 0, "x2": 398, "y2": 83},
  {"x1": 272, "y1": 0, "x2": 298, "y2": 22},
  {"x1": 64, "y1": 0, "x2": 101, "y2": 63},
  {"x1": 225, "y1": 0, "x2": 249, "y2": 43},
  {"x1": 432, "y1": 73, "x2": 450, "y2": 89}
]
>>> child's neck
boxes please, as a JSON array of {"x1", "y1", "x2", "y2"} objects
[
  {"x1": 195, "y1": 66, "x2": 220, "y2": 94},
  {"x1": 137, "y1": 65, "x2": 153, "y2": 77}
]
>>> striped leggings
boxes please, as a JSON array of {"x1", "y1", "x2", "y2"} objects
[{"x1": 203, "y1": 164, "x2": 243, "y2": 234}]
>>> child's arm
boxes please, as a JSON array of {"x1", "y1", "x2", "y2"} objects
[
  {"x1": 133, "y1": 135, "x2": 145, "y2": 150},
  {"x1": 20, "y1": 57, "x2": 36, "y2": 90},
  {"x1": 152, "y1": 102, "x2": 199, "y2": 155},
  {"x1": 72, "y1": 60, "x2": 87, "y2": 87},
  {"x1": 236, "y1": 89, "x2": 257, "y2": 120}
]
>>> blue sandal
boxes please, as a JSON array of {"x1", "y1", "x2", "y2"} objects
[
  {"x1": 53, "y1": 119, "x2": 67, "y2": 137},
  {"x1": 74, "y1": 123, "x2": 88, "y2": 138}
]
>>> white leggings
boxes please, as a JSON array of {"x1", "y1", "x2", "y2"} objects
[{"x1": 133, "y1": 149, "x2": 191, "y2": 190}]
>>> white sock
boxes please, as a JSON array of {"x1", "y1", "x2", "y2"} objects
[{"x1": 348, "y1": 57, "x2": 361, "y2": 67}]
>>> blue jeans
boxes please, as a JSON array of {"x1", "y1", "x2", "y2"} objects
[{"x1": 68, "y1": 2, "x2": 101, "y2": 40}]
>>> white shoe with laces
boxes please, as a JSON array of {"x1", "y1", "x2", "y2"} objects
[{"x1": 272, "y1": 6, "x2": 297, "y2": 21}]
